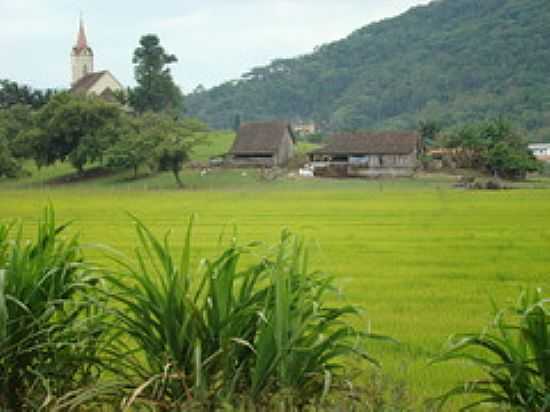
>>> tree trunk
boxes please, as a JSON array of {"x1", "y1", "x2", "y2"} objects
[{"x1": 173, "y1": 169, "x2": 183, "y2": 188}]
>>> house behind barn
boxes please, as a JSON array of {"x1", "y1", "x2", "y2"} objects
[
  {"x1": 309, "y1": 132, "x2": 420, "y2": 177},
  {"x1": 529, "y1": 143, "x2": 550, "y2": 162},
  {"x1": 227, "y1": 121, "x2": 296, "y2": 167}
]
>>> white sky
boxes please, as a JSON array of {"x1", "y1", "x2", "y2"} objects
[{"x1": 0, "y1": 0, "x2": 432, "y2": 92}]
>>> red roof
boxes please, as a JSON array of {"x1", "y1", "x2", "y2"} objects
[{"x1": 73, "y1": 18, "x2": 92, "y2": 55}]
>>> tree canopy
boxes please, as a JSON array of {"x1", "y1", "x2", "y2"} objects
[
  {"x1": 129, "y1": 34, "x2": 184, "y2": 114},
  {"x1": 442, "y1": 119, "x2": 541, "y2": 179},
  {"x1": 24, "y1": 93, "x2": 123, "y2": 172},
  {"x1": 0, "y1": 79, "x2": 56, "y2": 110}
]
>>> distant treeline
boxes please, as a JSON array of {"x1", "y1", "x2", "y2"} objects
[{"x1": 186, "y1": 0, "x2": 550, "y2": 141}]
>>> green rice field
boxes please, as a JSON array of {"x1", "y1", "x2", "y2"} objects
[
  {"x1": 1, "y1": 132, "x2": 550, "y2": 408},
  {"x1": 2, "y1": 172, "x2": 550, "y2": 408}
]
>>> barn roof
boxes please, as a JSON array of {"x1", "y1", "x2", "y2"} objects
[
  {"x1": 70, "y1": 71, "x2": 108, "y2": 94},
  {"x1": 310, "y1": 132, "x2": 419, "y2": 155},
  {"x1": 230, "y1": 121, "x2": 295, "y2": 155}
]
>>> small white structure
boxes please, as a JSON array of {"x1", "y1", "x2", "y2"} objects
[
  {"x1": 529, "y1": 143, "x2": 550, "y2": 161},
  {"x1": 299, "y1": 165, "x2": 315, "y2": 177}
]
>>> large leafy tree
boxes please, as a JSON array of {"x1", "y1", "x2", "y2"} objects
[
  {"x1": 25, "y1": 93, "x2": 123, "y2": 173},
  {"x1": 129, "y1": 35, "x2": 184, "y2": 114},
  {"x1": 107, "y1": 113, "x2": 206, "y2": 185}
]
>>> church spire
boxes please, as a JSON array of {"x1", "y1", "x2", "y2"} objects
[{"x1": 76, "y1": 15, "x2": 89, "y2": 50}]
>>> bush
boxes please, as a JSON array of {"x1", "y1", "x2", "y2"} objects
[{"x1": 431, "y1": 288, "x2": 550, "y2": 411}]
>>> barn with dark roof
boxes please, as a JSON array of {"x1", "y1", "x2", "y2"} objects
[
  {"x1": 227, "y1": 121, "x2": 296, "y2": 167},
  {"x1": 309, "y1": 132, "x2": 420, "y2": 177}
]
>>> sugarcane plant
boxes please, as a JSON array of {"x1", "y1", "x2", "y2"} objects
[
  {"x1": 0, "y1": 207, "x2": 105, "y2": 411},
  {"x1": 431, "y1": 288, "x2": 550, "y2": 411},
  {"x1": 92, "y1": 217, "x2": 382, "y2": 410}
]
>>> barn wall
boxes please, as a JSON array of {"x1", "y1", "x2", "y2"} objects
[
  {"x1": 367, "y1": 152, "x2": 417, "y2": 168},
  {"x1": 274, "y1": 130, "x2": 294, "y2": 166},
  {"x1": 348, "y1": 167, "x2": 415, "y2": 177},
  {"x1": 227, "y1": 155, "x2": 274, "y2": 168}
]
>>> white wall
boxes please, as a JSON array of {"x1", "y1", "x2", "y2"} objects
[
  {"x1": 88, "y1": 72, "x2": 124, "y2": 95},
  {"x1": 71, "y1": 51, "x2": 93, "y2": 85}
]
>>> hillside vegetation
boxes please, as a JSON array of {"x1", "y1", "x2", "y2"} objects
[{"x1": 187, "y1": 0, "x2": 550, "y2": 140}]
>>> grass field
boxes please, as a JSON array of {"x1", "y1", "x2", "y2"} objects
[{"x1": 1, "y1": 133, "x2": 550, "y2": 409}]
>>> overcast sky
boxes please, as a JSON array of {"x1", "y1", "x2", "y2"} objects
[{"x1": 0, "y1": 0, "x2": 432, "y2": 92}]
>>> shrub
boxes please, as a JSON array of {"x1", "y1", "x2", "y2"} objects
[
  {"x1": 95, "y1": 217, "x2": 380, "y2": 410},
  {"x1": 0, "y1": 207, "x2": 105, "y2": 410},
  {"x1": 431, "y1": 289, "x2": 550, "y2": 411}
]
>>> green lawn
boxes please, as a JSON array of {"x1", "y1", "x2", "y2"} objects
[{"x1": 2, "y1": 138, "x2": 550, "y2": 409}]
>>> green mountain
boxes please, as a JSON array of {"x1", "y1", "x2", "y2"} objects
[{"x1": 186, "y1": 0, "x2": 550, "y2": 140}]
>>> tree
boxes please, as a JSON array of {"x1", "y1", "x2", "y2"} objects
[
  {"x1": 26, "y1": 93, "x2": 123, "y2": 173},
  {"x1": 106, "y1": 114, "x2": 159, "y2": 179},
  {"x1": 154, "y1": 117, "x2": 207, "y2": 187},
  {"x1": 487, "y1": 142, "x2": 541, "y2": 179},
  {"x1": 444, "y1": 119, "x2": 541, "y2": 178},
  {"x1": 129, "y1": 35, "x2": 184, "y2": 114}
]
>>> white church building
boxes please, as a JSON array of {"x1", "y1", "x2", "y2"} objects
[{"x1": 70, "y1": 18, "x2": 124, "y2": 101}]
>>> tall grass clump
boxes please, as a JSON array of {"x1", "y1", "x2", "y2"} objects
[
  {"x1": 100, "y1": 217, "x2": 380, "y2": 410},
  {"x1": 0, "y1": 207, "x2": 105, "y2": 411},
  {"x1": 431, "y1": 288, "x2": 550, "y2": 411}
]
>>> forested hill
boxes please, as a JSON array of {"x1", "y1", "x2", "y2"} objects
[{"x1": 186, "y1": 0, "x2": 550, "y2": 140}]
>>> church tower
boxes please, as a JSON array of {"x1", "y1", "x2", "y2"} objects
[{"x1": 71, "y1": 17, "x2": 94, "y2": 85}]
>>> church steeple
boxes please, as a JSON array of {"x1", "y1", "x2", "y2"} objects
[
  {"x1": 71, "y1": 15, "x2": 94, "y2": 85},
  {"x1": 76, "y1": 17, "x2": 89, "y2": 51}
]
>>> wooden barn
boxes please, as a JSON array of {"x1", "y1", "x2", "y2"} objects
[
  {"x1": 227, "y1": 121, "x2": 296, "y2": 167},
  {"x1": 309, "y1": 132, "x2": 420, "y2": 177}
]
